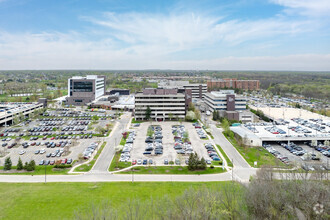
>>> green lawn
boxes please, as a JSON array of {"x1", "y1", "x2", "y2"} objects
[
  {"x1": 118, "y1": 166, "x2": 226, "y2": 174},
  {"x1": 223, "y1": 132, "x2": 284, "y2": 168},
  {"x1": 216, "y1": 144, "x2": 233, "y2": 167},
  {"x1": 131, "y1": 118, "x2": 144, "y2": 123},
  {"x1": 0, "y1": 182, "x2": 232, "y2": 220},
  {"x1": 0, "y1": 165, "x2": 71, "y2": 175},
  {"x1": 109, "y1": 151, "x2": 131, "y2": 171},
  {"x1": 73, "y1": 142, "x2": 107, "y2": 172}
]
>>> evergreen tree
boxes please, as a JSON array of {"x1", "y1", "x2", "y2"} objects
[
  {"x1": 17, "y1": 157, "x2": 23, "y2": 170},
  {"x1": 23, "y1": 162, "x2": 29, "y2": 170},
  {"x1": 4, "y1": 157, "x2": 12, "y2": 170},
  {"x1": 199, "y1": 158, "x2": 207, "y2": 170},
  {"x1": 145, "y1": 106, "x2": 151, "y2": 120},
  {"x1": 29, "y1": 160, "x2": 36, "y2": 171}
]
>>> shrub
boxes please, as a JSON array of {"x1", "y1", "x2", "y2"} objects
[
  {"x1": 210, "y1": 165, "x2": 214, "y2": 169},
  {"x1": 54, "y1": 164, "x2": 72, "y2": 169}
]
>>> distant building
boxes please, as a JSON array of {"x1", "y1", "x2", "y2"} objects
[
  {"x1": 106, "y1": 89, "x2": 130, "y2": 96},
  {"x1": 207, "y1": 78, "x2": 260, "y2": 91},
  {"x1": 66, "y1": 75, "x2": 105, "y2": 106},
  {"x1": 134, "y1": 88, "x2": 192, "y2": 121},
  {"x1": 204, "y1": 90, "x2": 253, "y2": 122},
  {"x1": 158, "y1": 80, "x2": 207, "y2": 99}
]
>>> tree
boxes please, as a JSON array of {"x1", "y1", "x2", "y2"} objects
[
  {"x1": 199, "y1": 157, "x2": 207, "y2": 170},
  {"x1": 168, "y1": 113, "x2": 173, "y2": 121},
  {"x1": 12, "y1": 116, "x2": 20, "y2": 125},
  {"x1": 4, "y1": 157, "x2": 12, "y2": 170},
  {"x1": 185, "y1": 111, "x2": 196, "y2": 121},
  {"x1": 194, "y1": 109, "x2": 201, "y2": 120},
  {"x1": 188, "y1": 103, "x2": 195, "y2": 111},
  {"x1": 25, "y1": 160, "x2": 36, "y2": 171},
  {"x1": 213, "y1": 110, "x2": 219, "y2": 121},
  {"x1": 145, "y1": 106, "x2": 151, "y2": 120},
  {"x1": 17, "y1": 157, "x2": 23, "y2": 170},
  {"x1": 96, "y1": 126, "x2": 106, "y2": 135}
]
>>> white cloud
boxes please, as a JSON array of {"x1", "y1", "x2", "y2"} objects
[
  {"x1": 0, "y1": 31, "x2": 329, "y2": 70},
  {"x1": 270, "y1": 0, "x2": 330, "y2": 17},
  {"x1": 85, "y1": 11, "x2": 312, "y2": 52},
  {"x1": 0, "y1": 6, "x2": 328, "y2": 70}
]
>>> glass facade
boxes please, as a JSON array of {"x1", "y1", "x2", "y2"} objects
[{"x1": 73, "y1": 81, "x2": 93, "y2": 92}]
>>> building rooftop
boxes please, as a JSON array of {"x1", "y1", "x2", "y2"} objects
[{"x1": 142, "y1": 88, "x2": 179, "y2": 95}]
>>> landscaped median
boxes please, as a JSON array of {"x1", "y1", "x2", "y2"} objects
[
  {"x1": 0, "y1": 164, "x2": 73, "y2": 175},
  {"x1": 73, "y1": 142, "x2": 107, "y2": 172},
  {"x1": 117, "y1": 165, "x2": 226, "y2": 174},
  {"x1": 222, "y1": 132, "x2": 283, "y2": 168},
  {"x1": 109, "y1": 133, "x2": 131, "y2": 171},
  {"x1": 216, "y1": 144, "x2": 233, "y2": 167},
  {"x1": 109, "y1": 151, "x2": 132, "y2": 171}
]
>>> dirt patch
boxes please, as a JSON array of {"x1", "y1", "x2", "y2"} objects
[
  {"x1": 165, "y1": 170, "x2": 170, "y2": 173},
  {"x1": 178, "y1": 168, "x2": 183, "y2": 171}
]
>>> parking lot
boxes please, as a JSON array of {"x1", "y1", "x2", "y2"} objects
[
  {"x1": 264, "y1": 142, "x2": 329, "y2": 170},
  {"x1": 0, "y1": 108, "x2": 115, "y2": 166},
  {"x1": 129, "y1": 121, "x2": 214, "y2": 165}
]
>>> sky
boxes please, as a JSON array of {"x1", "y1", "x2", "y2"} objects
[{"x1": 0, "y1": 0, "x2": 330, "y2": 71}]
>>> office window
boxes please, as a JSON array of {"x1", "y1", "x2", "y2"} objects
[{"x1": 73, "y1": 81, "x2": 93, "y2": 92}]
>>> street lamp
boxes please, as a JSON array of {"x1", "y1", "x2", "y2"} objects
[{"x1": 44, "y1": 164, "x2": 47, "y2": 184}]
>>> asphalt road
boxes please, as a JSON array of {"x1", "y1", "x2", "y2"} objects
[
  {"x1": 90, "y1": 113, "x2": 131, "y2": 173},
  {"x1": 210, "y1": 124, "x2": 251, "y2": 168},
  {"x1": 0, "y1": 167, "x2": 258, "y2": 183}
]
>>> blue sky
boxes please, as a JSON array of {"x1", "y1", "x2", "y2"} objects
[{"x1": 0, "y1": 0, "x2": 330, "y2": 70}]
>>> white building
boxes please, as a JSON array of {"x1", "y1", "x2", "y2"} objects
[
  {"x1": 204, "y1": 90, "x2": 247, "y2": 112},
  {"x1": 134, "y1": 88, "x2": 192, "y2": 121},
  {"x1": 66, "y1": 75, "x2": 106, "y2": 106}
]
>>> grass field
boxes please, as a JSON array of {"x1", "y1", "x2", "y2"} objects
[
  {"x1": 0, "y1": 181, "x2": 232, "y2": 219},
  {"x1": 223, "y1": 132, "x2": 283, "y2": 168},
  {"x1": 216, "y1": 144, "x2": 233, "y2": 167},
  {"x1": 0, "y1": 165, "x2": 71, "y2": 175},
  {"x1": 73, "y1": 142, "x2": 107, "y2": 172},
  {"x1": 118, "y1": 166, "x2": 226, "y2": 174}
]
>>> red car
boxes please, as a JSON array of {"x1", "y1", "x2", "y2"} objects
[
  {"x1": 61, "y1": 158, "x2": 67, "y2": 165},
  {"x1": 43, "y1": 136, "x2": 47, "y2": 140},
  {"x1": 50, "y1": 160, "x2": 55, "y2": 165},
  {"x1": 132, "y1": 160, "x2": 137, "y2": 165},
  {"x1": 51, "y1": 137, "x2": 55, "y2": 140}
]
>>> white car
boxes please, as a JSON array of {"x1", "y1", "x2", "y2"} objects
[
  {"x1": 39, "y1": 149, "x2": 46, "y2": 154},
  {"x1": 19, "y1": 150, "x2": 26, "y2": 155}
]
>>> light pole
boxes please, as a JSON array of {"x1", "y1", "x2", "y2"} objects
[
  {"x1": 44, "y1": 164, "x2": 47, "y2": 184},
  {"x1": 131, "y1": 167, "x2": 134, "y2": 183}
]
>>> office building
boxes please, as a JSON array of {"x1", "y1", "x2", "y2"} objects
[
  {"x1": 207, "y1": 79, "x2": 260, "y2": 91},
  {"x1": 134, "y1": 88, "x2": 192, "y2": 121},
  {"x1": 66, "y1": 75, "x2": 106, "y2": 106},
  {"x1": 204, "y1": 90, "x2": 253, "y2": 122},
  {"x1": 158, "y1": 80, "x2": 207, "y2": 99}
]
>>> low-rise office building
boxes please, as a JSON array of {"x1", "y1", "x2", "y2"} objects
[
  {"x1": 158, "y1": 80, "x2": 207, "y2": 99},
  {"x1": 66, "y1": 75, "x2": 106, "y2": 106},
  {"x1": 134, "y1": 88, "x2": 192, "y2": 121},
  {"x1": 204, "y1": 90, "x2": 253, "y2": 122}
]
